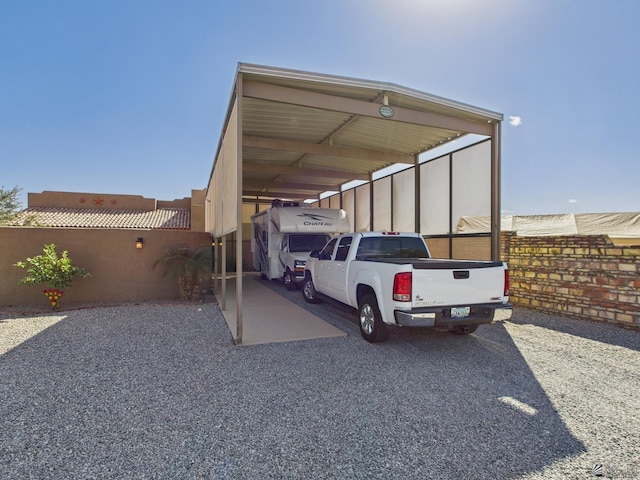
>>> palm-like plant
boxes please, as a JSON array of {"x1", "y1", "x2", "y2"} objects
[{"x1": 153, "y1": 243, "x2": 212, "y2": 300}]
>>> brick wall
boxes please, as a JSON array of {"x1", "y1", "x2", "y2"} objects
[{"x1": 502, "y1": 233, "x2": 640, "y2": 329}]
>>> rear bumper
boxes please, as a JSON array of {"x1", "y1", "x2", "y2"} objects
[{"x1": 394, "y1": 303, "x2": 513, "y2": 328}]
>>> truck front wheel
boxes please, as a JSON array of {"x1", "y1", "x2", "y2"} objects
[
  {"x1": 302, "y1": 275, "x2": 322, "y2": 304},
  {"x1": 359, "y1": 294, "x2": 389, "y2": 343}
]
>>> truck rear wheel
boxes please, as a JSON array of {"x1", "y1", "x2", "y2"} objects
[
  {"x1": 359, "y1": 294, "x2": 388, "y2": 343},
  {"x1": 283, "y1": 270, "x2": 297, "y2": 291},
  {"x1": 302, "y1": 275, "x2": 322, "y2": 304}
]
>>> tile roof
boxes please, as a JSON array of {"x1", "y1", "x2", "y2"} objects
[{"x1": 11, "y1": 207, "x2": 191, "y2": 230}]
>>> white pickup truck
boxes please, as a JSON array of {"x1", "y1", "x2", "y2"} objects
[{"x1": 302, "y1": 231, "x2": 513, "y2": 342}]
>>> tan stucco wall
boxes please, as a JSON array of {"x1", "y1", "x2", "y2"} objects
[
  {"x1": 1, "y1": 227, "x2": 211, "y2": 308},
  {"x1": 190, "y1": 189, "x2": 206, "y2": 232},
  {"x1": 28, "y1": 190, "x2": 194, "y2": 212}
]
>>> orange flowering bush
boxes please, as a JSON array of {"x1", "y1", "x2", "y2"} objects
[{"x1": 43, "y1": 288, "x2": 64, "y2": 309}]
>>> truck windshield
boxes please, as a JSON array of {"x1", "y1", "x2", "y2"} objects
[
  {"x1": 356, "y1": 237, "x2": 430, "y2": 259},
  {"x1": 289, "y1": 234, "x2": 331, "y2": 253}
]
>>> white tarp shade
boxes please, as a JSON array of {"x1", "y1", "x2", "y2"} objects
[
  {"x1": 392, "y1": 168, "x2": 415, "y2": 232},
  {"x1": 452, "y1": 141, "x2": 491, "y2": 225},
  {"x1": 355, "y1": 183, "x2": 371, "y2": 232},
  {"x1": 420, "y1": 155, "x2": 450, "y2": 235},
  {"x1": 373, "y1": 176, "x2": 391, "y2": 231},
  {"x1": 342, "y1": 188, "x2": 355, "y2": 232},
  {"x1": 456, "y1": 212, "x2": 640, "y2": 238}
]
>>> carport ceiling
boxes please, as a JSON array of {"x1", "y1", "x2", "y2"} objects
[{"x1": 237, "y1": 64, "x2": 503, "y2": 202}]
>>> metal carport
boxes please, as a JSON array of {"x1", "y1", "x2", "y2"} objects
[{"x1": 205, "y1": 63, "x2": 503, "y2": 344}]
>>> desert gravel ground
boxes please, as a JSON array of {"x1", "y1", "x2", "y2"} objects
[{"x1": 1, "y1": 287, "x2": 639, "y2": 480}]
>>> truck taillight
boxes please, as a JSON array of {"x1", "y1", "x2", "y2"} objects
[
  {"x1": 504, "y1": 268, "x2": 510, "y2": 297},
  {"x1": 393, "y1": 272, "x2": 412, "y2": 302}
]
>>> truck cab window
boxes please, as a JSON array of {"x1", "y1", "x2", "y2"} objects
[
  {"x1": 356, "y1": 237, "x2": 429, "y2": 259},
  {"x1": 334, "y1": 236, "x2": 352, "y2": 261},
  {"x1": 319, "y1": 238, "x2": 337, "y2": 260}
]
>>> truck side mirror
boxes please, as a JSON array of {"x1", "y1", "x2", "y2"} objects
[{"x1": 309, "y1": 250, "x2": 320, "y2": 258}]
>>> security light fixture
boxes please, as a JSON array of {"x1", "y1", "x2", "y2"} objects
[{"x1": 136, "y1": 238, "x2": 144, "y2": 249}]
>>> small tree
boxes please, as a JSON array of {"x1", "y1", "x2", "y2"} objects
[
  {"x1": 0, "y1": 185, "x2": 22, "y2": 225},
  {"x1": 14, "y1": 244, "x2": 90, "y2": 309},
  {"x1": 0, "y1": 185, "x2": 37, "y2": 226},
  {"x1": 153, "y1": 243, "x2": 211, "y2": 301}
]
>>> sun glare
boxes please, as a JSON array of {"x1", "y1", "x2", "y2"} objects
[{"x1": 0, "y1": 315, "x2": 67, "y2": 356}]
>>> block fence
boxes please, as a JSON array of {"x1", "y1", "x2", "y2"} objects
[{"x1": 502, "y1": 233, "x2": 640, "y2": 329}]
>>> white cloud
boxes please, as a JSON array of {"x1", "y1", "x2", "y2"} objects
[
  {"x1": 509, "y1": 116, "x2": 522, "y2": 127},
  {"x1": 568, "y1": 199, "x2": 577, "y2": 204}
]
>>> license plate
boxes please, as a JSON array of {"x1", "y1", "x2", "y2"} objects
[{"x1": 451, "y1": 307, "x2": 470, "y2": 318}]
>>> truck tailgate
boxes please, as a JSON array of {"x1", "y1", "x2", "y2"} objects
[{"x1": 411, "y1": 260, "x2": 506, "y2": 307}]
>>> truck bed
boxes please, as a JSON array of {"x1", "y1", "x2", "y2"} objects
[{"x1": 357, "y1": 257, "x2": 504, "y2": 269}]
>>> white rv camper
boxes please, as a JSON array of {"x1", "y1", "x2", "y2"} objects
[{"x1": 251, "y1": 202, "x2": 350, "y2": 290}]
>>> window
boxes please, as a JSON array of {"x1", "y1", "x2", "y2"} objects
[
  {"x1": 289, "y1": 234, "x2": 330, "y2": 253},
  {"x1": 334, "y1": 236, "x2": 352, "y2": 261},
  {"x1": 356, "y1": 236, "x2": 429, "y2": 259},
  {"x1": 319, "y1": 238, "x2": 337, "y2": 260}
]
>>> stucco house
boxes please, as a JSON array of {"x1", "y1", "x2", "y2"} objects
[{"x1": 0, "y1": 190, "x2": 211, "y2": 308}]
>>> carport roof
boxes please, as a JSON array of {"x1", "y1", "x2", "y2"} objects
[{"x1": 231, "y1": 63, "x2": 503, "y2": 202}]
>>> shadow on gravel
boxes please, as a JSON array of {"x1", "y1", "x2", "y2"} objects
[
  {"x1": 1, "y1": 290, "x2": 587, "y2": 479},
  {"x1": 509, "y1": 307, "x2": 640, "y2": 352},
  {"x1": 257, "y1": 279, "x2": 587, "y2": 479}
]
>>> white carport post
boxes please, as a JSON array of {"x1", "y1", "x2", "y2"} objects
[
  {"x1": 491, "y1": 121, "x2": 502, "y2": 261},
  {"x1": 221, "y1": 236, "x2": 226, "y2": 311},
  {"x1": 235, "y1": 73, "x2": 244, "y2": 345},
  {"x1": 414, "y1": 155, "x2": 421, "y2": 233}
]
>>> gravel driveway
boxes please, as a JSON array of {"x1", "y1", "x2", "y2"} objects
[{"x1": 1, "y1": 290, "x2": 639, "y2": 480}]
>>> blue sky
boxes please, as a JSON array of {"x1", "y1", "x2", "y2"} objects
[{"x1": 1, "y1": 0, "x2": 638, "y2": 215}]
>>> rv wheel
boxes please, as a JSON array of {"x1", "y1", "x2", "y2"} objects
[{"x1": 283, "y1": 270, "x2": 297, "y2": 291}]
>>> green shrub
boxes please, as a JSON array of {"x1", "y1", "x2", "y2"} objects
[
  {"x1": 153, "y1": 243, "x2": 211, "y2": 300},
  {"x1": 14, "y1": 243, "x2": 90, "y2": 290}
]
